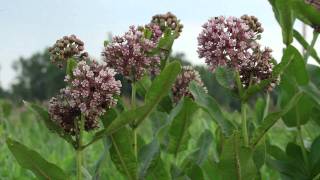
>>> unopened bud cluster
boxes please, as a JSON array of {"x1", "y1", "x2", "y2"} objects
[
  {"x1": 48, "y1": 35, "x2": 88, "y2": 67},
  {"x1": 172, "y1": 66, "x2": 207, "y2": 103},
  {"x1": 241, "y1": 15, "x2": 264, "y2": 33},
  {"x1": 151, "y1": 12, "x2": 183, "y2": 37}
]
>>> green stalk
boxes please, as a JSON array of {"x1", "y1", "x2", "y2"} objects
[
  {"x1": 241, "y1": 103, "x2": 249, "y2": 146},
  {"x1": 76, "y1": 116, "x2": 84, "y2": 180},
  {"x1": 131, "y1": 83, "x2": 138, "y2": 160},
  {"x1": 304, "y1": 31, "x2": 319, "y2": 62},
  {"x1": 296, "y1": 110, "x2": 310, "y2": 170}
]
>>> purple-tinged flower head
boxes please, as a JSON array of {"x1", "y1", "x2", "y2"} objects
[
  {"x1": 239, "y1": 47, "x2": 276, "y2": 90},
  {"x1": 138, "y1": 23, "x2": 163, "y2": 44},
  {"x1": 172, "y1": 66, "x2": 207, "y2": 103},
  {"x1": 48, "y1": 95, "x2": 81, "y2": 135},
  {"x1": 61, "y1": 60, "x2": 122, "y2": 131},
  {"x1": 198, "y1": 16, "x2": 275, "y2": 90},
  {"x1": 102, "y1": 26, "x2": 161, "y2": 82},
  {"x1": 151, "y1": 12, "x2": 183, "y2": 38},
  {"x1": 48, "y1": 35, "x2": 88, "y2": 68},
  {"x1": 197, "y1": 16, "x2": 259, "y2": 72}
]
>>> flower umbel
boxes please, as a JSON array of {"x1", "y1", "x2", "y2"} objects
[
  {"x1": 172, "y1": 66, "x2": 207, "y2": 103},
  {"x1": 48, "y1": 35, "x2": 88, "y2": 68},
  {"x1": 49, "y1": 60, "x2": 122, "y2": 133},
  {"x1": 102, "y1": 26, "x2": 161, "y2": 82},
  {"x1": 198, "y1": 16, "x2": 275, "y2": 90}
]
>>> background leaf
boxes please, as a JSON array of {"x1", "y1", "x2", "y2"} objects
[
  {"x1": 109, "y1": 127, "x2": 137, "y2": 180},
  {"x1": 6, "y1": 138, "x2": 68, "y2": 180},
  {"x1": 167, "y1": 98, "x2": 198, "y2": 156}
]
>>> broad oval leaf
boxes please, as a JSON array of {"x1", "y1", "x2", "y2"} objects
[
  {"x1": 215, "y1": 66, "x2": 235, "y2": 89},
  {"x1": 251, "y1": 92, "x2": 303, "y2": 147},
  {"x1": 275, "y1": 0, "x2": 295, "y2": 45},
  {"x1": 189, "y1": 82, "x2": 233, "y2": 136},
  {"x1": 6, "y1": 138, "x2": 68, "y2": 180},
  {"x1": 109, "y1": 127, "x2": 137, "y2": 180},
  {"x1": 167, "y1": 98, "x2": 198, "y2": 156},
  {"x1": 218, "y1": 133, "x2": 257, "y2": 180}
]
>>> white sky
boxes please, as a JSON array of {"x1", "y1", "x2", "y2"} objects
[{"x1": 0, "y1": 0, "x2": 318, "y2": 89}]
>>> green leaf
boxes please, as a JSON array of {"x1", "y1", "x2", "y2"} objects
[
  {"x1": 218, "y1": 133, "x2": 257, "y2": 180},
  {"x1": 24, "y1": 101, "x2": 75, "y2": 147},
  {"x1": 167, "y1": 98, "x2": 198, "y2": 156},
  {"x1": 185, "y1": 164, "x2": 205, "y2": 180},
  {"x1": 136, "y1": 75, "x2": 152, "y2": 98},
  {"x1": 300, "y1": 82, "x2": 320, "y2": 106},
  {"x1": 145, "y1": 61, "x2": 181, "y2": 104},
  {"x1": 109, "y1": 127, "x2": 137, "y2": 180},
  {"x1": 189, "y1": 82, "x2": 233, "y2": 136},
  {"x1": 253, "y1": 139, "x2": 266, "y2": 171},
  {"x1": 288, "y1": 46, "x2": 309, "y2": 85},
  {"x1": 66, "y1": 58, "x2": 77, "y2": 77},
  {"x1": 215, "y1": 66, "x2": 235, "y2": 89},
  {"x1": 6, "y1": 138, "x2": 68, "y2": 180},
  {"x1": 1, "y1": 100, "x2": 12, "y2": 118},
  {"x1": 101, "y1": 108, "x2": 118, "y2": 128},
  {"x1": 255, "y1": 98, "x2": 266, "y2": 124},
  {"x1": 293, "y1": 30, "x2": 320, "y2": 63},
  {"x1": 292, "y1": 0, "x2": 320, "y2": 27},
  {"x1": 138, "y1": 139, "x2": 160, "y2": 179},
  {"x1": 146, "y1": 157, "x2": 170, "y2": 180},
  {"x1": 310, "y1": 136, "x2": 320, "y2": 168},
  {"x1": 182, "y1": 130, "x2": 214, "y2": 167},
  {"x1": 251, "y1": 92, "x2": 303, "y2": 147},
  {"x1": 275, "y1": 0, "x2": 295, "y2": 45}
]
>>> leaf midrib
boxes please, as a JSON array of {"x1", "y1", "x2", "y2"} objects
[{"x1": 110, "y1": 135, "x2": 135, "y2": 180}]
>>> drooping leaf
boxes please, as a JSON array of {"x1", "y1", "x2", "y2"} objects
[
  {"x1": 167, "y1": 98, "x2": 198, "y2": 156},
  {"x1": 310, "y1": 136, "x2": 320, "y2": 168},
  {"x1": 138, "y1": 139, "x2": 160, "y2": 179},
  {"x1": 109, "y1": 127, "x2": 137, "y2": 180},
  {"x1": 275, "y1": 0, "x2": 295, "y2": 45},
  {"x1": 293, "y1": 30, "x2": 320, "y2": 64},
  {"x1": 6, "y1": 138, "x2": 68, "y2": 180},
  {"x1": 189, "y1": 82, "x2": 233, "y2": 136},
  {"x1": 251, "y1": 92, "x2": 303, "y2": 147},
  {"x1": 218, "y1": 133, "x2": 257, "y2": 180},
  {"x1": 292, "y1": 0, "x2": 320, "y2": 27},
  {"x1": 24, "y1": 101, "x2": 75, "y2": 147}
]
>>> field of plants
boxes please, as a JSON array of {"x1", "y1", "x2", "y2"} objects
[{"x1": 1, "y1": 0, "x2": 320, "y2": 180}]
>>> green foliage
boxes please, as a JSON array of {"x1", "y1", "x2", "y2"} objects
[
  {"x1": 6, "y1": 138, "x2": 68, "y2": 180},
  {"x1": 167, "y1": 98, "x2": 198, "y2": 156}
]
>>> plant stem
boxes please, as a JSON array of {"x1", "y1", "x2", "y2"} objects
[
  {"x1": 131, "y1": 83, "x2": 138, "y2": 160},
  {"x1": 241, "y1": 103, "x2": 249, "y2": 146},
  {"x1": 296, "y1": 111, "x2": 310, "y2": 170},
  {"x1": 304, "y1": 31, "x2": 319, "y2": 63},
  {"x1": 76, "y1": 116, "x2": 84, "y2": 180}
]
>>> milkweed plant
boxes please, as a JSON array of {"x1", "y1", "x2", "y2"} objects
[{"x1": 5, "y1": 1, "x2": 320, "y2": 179}]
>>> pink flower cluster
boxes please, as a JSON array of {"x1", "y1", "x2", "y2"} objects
[
  {"x1": 198, "y1": 16, "x2": 259, "y2": 72},
  {"x1": 61, "y1": 60, "x2": 122, "y2": 130},
  {"x1": 172, "y1": 66, "x2": 207, "y2": 103},
  {"x1": 48, "y1": 95, "x2": 81, "y2": 135},
  {"x1": 198, "y1": 16, "x2": 275, "y2": 89},
  {"x1": 102, "y1": 25, "x2": 162, "y2": 82},
  {"x1": 49, "y1": 60, "x2": 122, "y2": 133}
]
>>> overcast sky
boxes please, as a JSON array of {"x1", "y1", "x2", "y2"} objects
[{"x1": 0, "y1": 0, "x2": 317, "y2": 89}]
